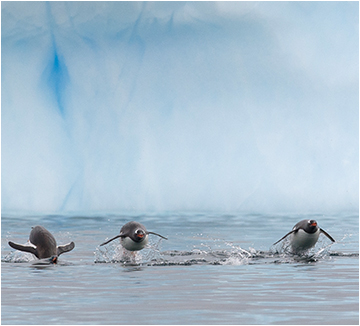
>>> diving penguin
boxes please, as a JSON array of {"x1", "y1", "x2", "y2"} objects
[
  {"x1": 8, "y1": 225, "x2": 75, "y2": 263},
  {"x1": 273, "y1": 219, "x2": 335, "y2": 253},
  {"x1": 100, "y1": 221, "x2": 167, "y2": 251}
]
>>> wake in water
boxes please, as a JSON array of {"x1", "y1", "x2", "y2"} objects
[
  {"x1": 93, "y1": 235, "x2": 345, "y2": 266},
  {"x1": 4, "y1": 231, "x2": 355, "y2": 266}
]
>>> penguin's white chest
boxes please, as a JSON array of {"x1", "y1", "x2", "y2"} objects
[
  {"x1": 120, "y1": 235, "x2": 149, "y2": 251},
  {"x1": 291, "y1": 229, "x2": 320, "y2": 252}
]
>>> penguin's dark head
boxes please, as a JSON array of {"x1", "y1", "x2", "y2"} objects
[
  {"x1": 133, "y1": 229, "x2": 146, "y2": 242},
  {"x1": 306, "y1": 220, "x2": 318, "y2": 233},
  {"x1": 49, "y1": 255, "x2": 58, "y2": 264}
]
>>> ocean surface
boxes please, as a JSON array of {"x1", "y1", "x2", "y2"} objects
[{"x1": 1, "y1": 212, "x2": 359, "y2": 325}]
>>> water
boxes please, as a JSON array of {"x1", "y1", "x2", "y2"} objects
[{"x1": 1, "y1": 212, "x2": 358, "y2": 324}]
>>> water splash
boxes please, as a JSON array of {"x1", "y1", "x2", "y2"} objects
[
  {"x1": 94, "y1": 238, "x2": 165, "y2": 265},
  {"x1": 3, "y1": 241, "x2": 37, "y2": 263},
  {"x1": 270, "y1": 235, "x2": 336, "y2": 263}
]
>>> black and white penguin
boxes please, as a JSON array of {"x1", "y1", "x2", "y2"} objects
[
  {"x1": 100, "y1": 221, "x2": 167, "y2": 251},
  {"x1": 273, "y1": 219, "x2": 335, "y2": 253},
  {"x1": 8, "y1": 225, "x2": 75, "y2": 263}
]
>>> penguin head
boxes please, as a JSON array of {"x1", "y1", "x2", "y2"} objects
[
  {"x1": 48, "y1": 255, "x2": 58, "y2": 264},
  {"x1": 132, "y1": 228, "x2": 147, "y2": 242},
  {"x1": 305, "y1": 220, "x2": 318, "y2": 233}
]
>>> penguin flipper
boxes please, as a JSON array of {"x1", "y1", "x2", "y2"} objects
[
  {"x1": 273, "y1": 229, "x2": 297, "y2": 245},
  {"x1": 57, "y1": 242, "x2": 75, "y2": 256},
  {"x1": 320, "y1": 228, "x2": 335, "y2": 242},
  {"x1": 147, "y1": 231, "x2": 168, "y2": 240},
  {"x1": 8, "y1": 241, "x2": 38, "y2": 258},
  {"x1": 100, "y1": 234, "x2": 125, "y2": 246}
]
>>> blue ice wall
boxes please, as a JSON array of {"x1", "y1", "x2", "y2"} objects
[{"x1": 2, "y1": 1, "x2": 358, "y2": 214}]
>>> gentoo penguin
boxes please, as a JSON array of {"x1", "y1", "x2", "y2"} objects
[
  {"x1": 100, "y1": 221, "x2": 167, "y2": 251},
  {"x1": 273, "y1": 219, "x2": 335, "y2": 253},
  {"x1": 8, "y1": 226, "x2": 75, "y2": 263}
]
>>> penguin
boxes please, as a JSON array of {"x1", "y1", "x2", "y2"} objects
[
  {"x1": 273, "y1": 219, "x2": 335, "y2": 253},
  {"x1": 8, "y1": 226, "x2": 75, "y2": 263},
  {"x1": 100, "y1": 221, "x2": 167, "y2": 251}
]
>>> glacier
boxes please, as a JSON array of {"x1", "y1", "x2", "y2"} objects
[{"x1": 1, "y1": 1, "x2": 358, "y2": 214}]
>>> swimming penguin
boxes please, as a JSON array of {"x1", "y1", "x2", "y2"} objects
[
  {"x1": 8, "y1": 226, "x2": 75, "y2": 263},
  {"x1": 100, "y1": 221, "x2": 167, "y2": 251},
  {"x1": 273, "y1": 219, "x2": 335, "y2": 253}
]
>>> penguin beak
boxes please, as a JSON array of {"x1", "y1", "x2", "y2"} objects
[
  {"x1": 310, "y1": 222, "x2": 317, "y2": 227},
  {"x1": 137, "y1": 233, "x2": 144, "y2": 238}
]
